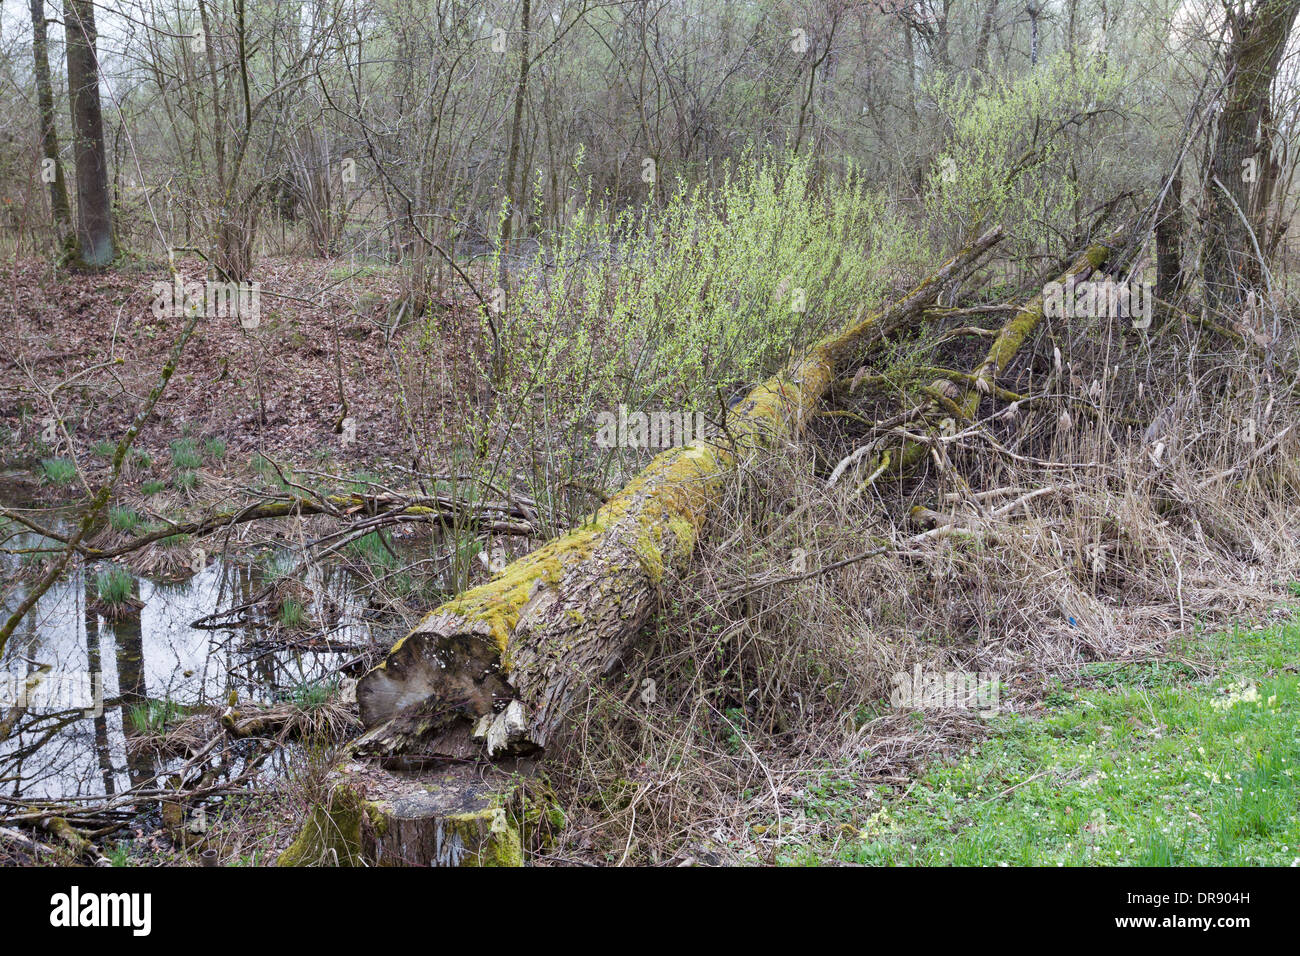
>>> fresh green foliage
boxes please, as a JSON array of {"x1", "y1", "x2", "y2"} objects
[
  {"x1": 39, "y1": 457, "x2": 76, "y2": 485},
  {"x1": 95, "y1": 565, "x2": 134, "y2": 605},
  {"x1": 203, "y1": 437, "x2": 227, "y2": 461},
  {"x1": 173, "y1": 469, "x2": 199, "y2": 491},
  {"x1": 924, "y1": 55, "x2": 1126, "y2": 254},
  {"x1": 170, "y1": 437, "x2": 202, "y2": 470}
]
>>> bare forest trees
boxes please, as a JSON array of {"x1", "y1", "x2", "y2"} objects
[{"x1": 63, "y1": 0, "x2": 114, "y2": 267}]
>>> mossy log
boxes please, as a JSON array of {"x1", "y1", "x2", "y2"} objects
[
  {"x1": 843, "y1": 235, "x2": 1120, "y2": 488},
  {"x1": 355, "y1": 227, "x2": 1004, "y2": 760},
  {"x1": 277, "y1": 759, "x2": 557, "y2": 866}
]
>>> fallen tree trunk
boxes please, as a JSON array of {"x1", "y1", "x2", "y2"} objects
[
  {"x1": 355, "y1": 227, "x2": 1005, "y2": 760},
  {"x1": 836, "y1": 233, "x2": 1120, "y2": 490}
]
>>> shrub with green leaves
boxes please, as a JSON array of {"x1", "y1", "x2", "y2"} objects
[
  {"x1": 923, "y1": 55, "x2": 1126, "y2": 255},
  {"x1": 425, "y1": 150, "x2": 926, "y2": 521}
]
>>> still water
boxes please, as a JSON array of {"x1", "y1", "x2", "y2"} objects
[{"x1": 0, "y1": 499, "x2": 388, "y2": 802}]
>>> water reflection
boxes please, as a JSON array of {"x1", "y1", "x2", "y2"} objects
[{"x1": 0, "y1": 510, "x2": 382, "y2": 802}]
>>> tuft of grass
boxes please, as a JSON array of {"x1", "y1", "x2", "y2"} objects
[
  {"x1": 345, "y1": 531, "x2": 400, "y2": 571},
  {"x1": 95, "y1": 565, "x2": 134, "y2": 605},
  {"x1": 173, "y1": 469, "x2": 199, "y2": 492},
  {"x1": 141, "y1": 479, "x2": 166, "y2": 496},
  {"x1": 40, "y1": 457, "x2": 76, "y2": 485},
  {"x1": 203, "y1": 437, "x2": 227, "y2": 461},
  {"x1": 127, "y1": 698, "x2": 183, "y2": 735},
  {"x1": 91, "y1": 440, "x2": 116, "y2": 458},
  {"x1": 109, "y1": 506, "x2": 142, "y2": 533},
  {"x1": 277, "y1": 598, "x2": 307, "y2": 629},
  {"x1": 284, "y1": 678, "x2": 338, "y2": 710},
  {"x1": 170, "y1": 437, "x2": 202, "y2": 471}
]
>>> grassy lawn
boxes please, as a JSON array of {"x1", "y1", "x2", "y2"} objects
[{"x1": 798, "y1": 611, "x2": 1300, "y2": 866}]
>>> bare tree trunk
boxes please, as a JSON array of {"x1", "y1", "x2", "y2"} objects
[
  {"x1": 974, "y1": 0, "x2": 999, "y2": 74},
  {"x1": 1156, "y1": 168, "x2": 1184, "y2": 300},
  {"x1": 1203, "y1": 0, "x2": 1300, "y2": 314},
  {"x1": 497, "y1": 0, "x2": 532, "y2": 282},
  {"x1": 29, "y1": 0, "x2": 72, "y2": 245},
  {"x1": 64, "y1": 0, "x2": 115, "y2": 267}
]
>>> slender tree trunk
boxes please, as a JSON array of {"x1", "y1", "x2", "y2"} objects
[
  {"x1": 63, "y1": 0, "x2": 115, "y2": 267},
  {"x1": 29, "y1": 0, "x2": 72, "y2": 244},
  {"x1": 974, "y1": 0, "x2": 998, "y2": 75},
  {"x1": 497, "y1": 0, "x2": 532, "y2": 284},
  {"x1": 1156, "y1": 169, "x2": 1184, "y2": 300}
]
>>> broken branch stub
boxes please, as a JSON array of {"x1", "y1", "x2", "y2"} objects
[{"x1": 355, "y1": 227, "x2": 1005, "y2": 760}]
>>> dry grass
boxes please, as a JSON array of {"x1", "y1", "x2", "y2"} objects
[{"x1": 539, "y1": 296, "x2": 1300, "y2": 865}]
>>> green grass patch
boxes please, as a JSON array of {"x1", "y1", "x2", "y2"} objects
[
  {"x1": 169, "y1": 437, "x2": 202, "y2": 471},
  {"x1": 39, "y1": 457, "x2": 76, "y2": 485},
  {"x1": 141, "y1": 479, "x2": 166, "y2": 496},
  {"x1": 127, "y1": 698, "x2": 183, "y2": 735},
  {"x1": 203, "y1": 437, "x2": 227, "y2": 461},
  {"x1": 345, "y1": 531, "x2": 400, "y2": 571},
  {"x1": 787, "y1": 614, "x2": 1300, "y2": 866},
  {"x1": 277, "y1": 599, "x2": 307, "y2": 629},
  {"x1": 108, "y1": 506, "x2": 142, "y2": 533},
  {"x1": 173, "y1": 469, "x2": 199, "y2": 492},
  {"x1": 283, "y1": 678, "x2": 337, "y2": 710},
  {"x1": 95, "y1": 565, "x2": 134, "y2": 605}
]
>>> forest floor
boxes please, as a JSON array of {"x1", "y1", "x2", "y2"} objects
[{"x1": 0, "y1": 254, "x2": 479, "y2": 496}]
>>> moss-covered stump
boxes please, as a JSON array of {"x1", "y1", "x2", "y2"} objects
[
  {"x1": 356, "y1": 228, "x2": 1005, "y2": 760},
  {"x1": 278, "y1": 759, "x2": 556, "y2": 867}
]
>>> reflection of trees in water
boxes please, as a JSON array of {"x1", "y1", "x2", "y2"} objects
[
  {"x1": 1, "y1": 579, "x2": 92, "y2": 798},
  {"x1": 84, "y1": 572, "x2": 115, "y2": 797},
  {"x1": 2, "y1": 537, "x2": 374, "y2": 801},
  {"x1": 113, "y1": 576, "x2": 153, "y2": 789}
]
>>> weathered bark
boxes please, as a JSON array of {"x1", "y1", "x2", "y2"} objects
[
  {"x1": 1155, "y1": 170, "x2": 1184, "y2": 301},
  {"x1": 355, "y1": 227, "x2": 1004, "y2": 761},
  {"x1": 63, "y1": 0, "x2": 115, "y2": 267},
  {"x1": 1203, "y1": 0, "x2": 1300, "y2": 314},
  {"x1": 277, "y1": 759, "x2": 552, "y2": 866}
]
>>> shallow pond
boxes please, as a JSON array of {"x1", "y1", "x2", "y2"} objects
[{"x1": 0, "y1": 492, "x2": 391, "y2": 803}]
